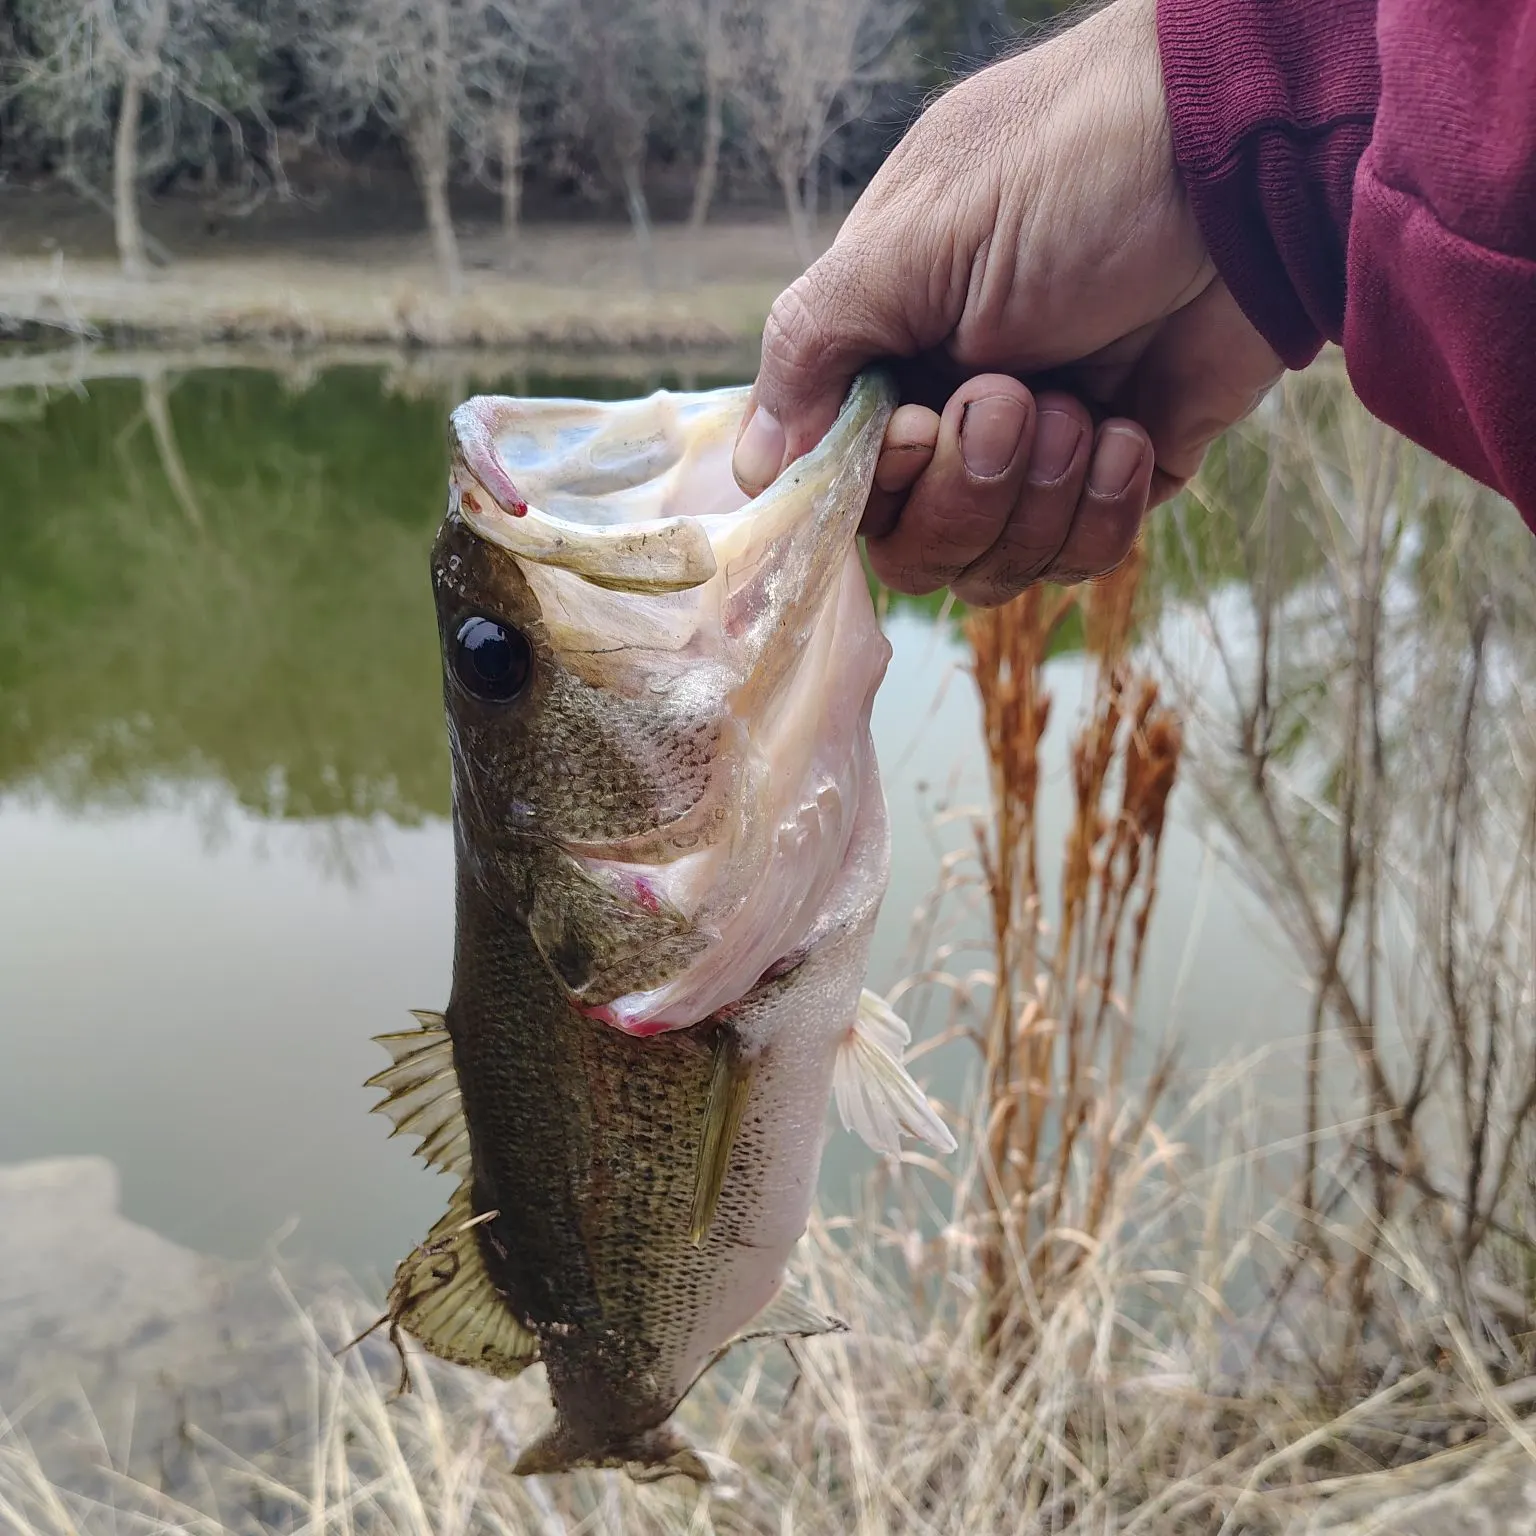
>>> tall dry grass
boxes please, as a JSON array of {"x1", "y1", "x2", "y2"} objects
[{"x1": 6, "y1": 361, "x2": 1536, "y2": 1532}]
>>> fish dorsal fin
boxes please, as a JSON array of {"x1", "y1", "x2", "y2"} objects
[
  {"x1": 689, "y1": 1031, "x2": 755, "y2": 1246},
  {"x1": 366, "y1": 1011, "x2": 470, "y2": 1177},
  {"x1": 387, "y1": 1179, "x2": 540, "y2": 1382},
  {"x1": 833, "y1": 990, "x2": 959, "y2": 1158},
  {"x1": 728, "y1": 1275, "x2": 847, "y2": 1346}
]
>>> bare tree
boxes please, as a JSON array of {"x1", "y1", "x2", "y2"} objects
[
  {"x1": 550, "y1": 0, "x2": 685, "y2": 286},
  {"x1": 727, "y1": 0, "x2": 912, "y2": 262},
  {"x1": 668, "y1": 0, "x2": 740, "y2": 231},
  {"x1": 302, "y1": 0, "x2": 507, "y2": 293},
  {"x1": 10, "y1": 0, "x2": 261, "y2": 276},
  {"x1": 461, "y1": 0, "x2": 556, "y2": 266}
]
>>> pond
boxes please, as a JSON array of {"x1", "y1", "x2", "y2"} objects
[{"x1": 0, "y1": 352, "x2": 1310, "y2": 1285}]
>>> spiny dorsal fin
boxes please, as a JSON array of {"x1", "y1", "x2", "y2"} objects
[
  {"x1": 386, "y1": 1179, "x2": 539, "y2": 1384},
  {"x1": 833, "y1": 989, "x2": 958, "y2": 1158},
  {"x1": 689, "y1": 1031, "x2": 755, "y2": 1246},
  {"x1": 727, "y1": 1274, "x2": 847, "y2": 1346},
  {"x1": 367, "y1": 1010, "x2": 470, "y2": 1177}
]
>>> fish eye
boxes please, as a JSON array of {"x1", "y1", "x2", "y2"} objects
[{"x1": 452, "y1": 615, "x2": 532, "y2": 702}]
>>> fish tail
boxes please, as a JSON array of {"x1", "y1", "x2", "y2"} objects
[{"x1": 512, "y1": 1417, "x2": 718, "y2": 1485}]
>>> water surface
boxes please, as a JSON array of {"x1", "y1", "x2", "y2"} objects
[{"x1": 0, "y1": 355, "x2": 1309, "y2": 1280}]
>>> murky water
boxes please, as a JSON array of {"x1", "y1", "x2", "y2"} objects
[{"x1": 0, "y1": 355, "x2": 1309, "y2": 1281}]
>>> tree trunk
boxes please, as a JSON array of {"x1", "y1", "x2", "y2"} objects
[
  {"x1": 408, "y1": 119, "x2": 462, "y2": 295},
  {"x1": 688, "y1": 67, "x2": 724, "y2": 232},
  {"x1": 777, "y1": 154, "x2": 814, "y2": 267},
  {"x1": 113, "y1": 71, "x2": 150, "y2": 278},
  {"x1": 498, "y1": 106, "x2": 523, "y2": 268},
  {"x1": 142, "y1": 370, "x2": 204, "y2": 529}
]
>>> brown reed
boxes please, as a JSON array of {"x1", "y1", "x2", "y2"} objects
[{"x1": 964, "y1": 545, "x2": 1184, "y2": 1359}]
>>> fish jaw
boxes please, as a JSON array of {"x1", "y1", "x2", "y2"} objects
[{"x1": 447, "y1": 387, "x2": 746, "y2": 595}]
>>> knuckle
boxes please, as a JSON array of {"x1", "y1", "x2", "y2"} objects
[
  {"x1": 914, "y1": 498, "x2": 1010, "y2": 571},
  {"x1": 961, "y1": 541, "x2": 1057, "y2": 596},
  {"x1": 956, "y1": 566, "x2": 1037, "y2": 607},
  {"x1": 866, "y1": 543, "x2": 938, "y2": 599},
  {"x1": 1052, "y1": 547, "x2": 1133, "y2": 587},
  {"x1": 759, "y1": 277, "x2": 839, "y2": 391}
]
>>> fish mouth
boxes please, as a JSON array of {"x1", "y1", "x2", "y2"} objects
[
  {"x1": 447, "y1": 372, "x2": 893, "y2": 597},
  {"x1": 447, "y1": 386, "x2": 750, "y2": 595}
]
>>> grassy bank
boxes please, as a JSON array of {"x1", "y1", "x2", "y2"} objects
[{"x1": 0, "y1": 213, "x2": 815, "y2": 351}]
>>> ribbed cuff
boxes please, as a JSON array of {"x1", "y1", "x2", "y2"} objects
[{"x1": 1156, "y1": 0, "x2": 1381, "y2": 368}]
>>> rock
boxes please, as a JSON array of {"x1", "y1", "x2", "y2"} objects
[
  {"x1": 0, "y1": 1156, "x2": 371, "y2": 1518},
  {"x1": 0, "y1": 1157, "x2": 226, "y2": 1386}
]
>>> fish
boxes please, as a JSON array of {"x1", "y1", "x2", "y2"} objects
[{"x1": 363, "y1": 368, "x2": 956, "y2": 1484}]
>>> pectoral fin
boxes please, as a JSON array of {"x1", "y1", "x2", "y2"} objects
[
  {"x1": 689, "y1": 1030, "x2": 754, "y2": 1245},
  {"x1": 834, "y1": 989, "x2": 958, "y2": 1157}
]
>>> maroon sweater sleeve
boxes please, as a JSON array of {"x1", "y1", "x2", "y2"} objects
[{"x1": 1157, "y1": 0, "x2": 1536, "y2": 527}]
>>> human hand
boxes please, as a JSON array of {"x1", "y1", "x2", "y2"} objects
[{"x1": 732, "y1": 0, "x2": 1283, "y2": 606}]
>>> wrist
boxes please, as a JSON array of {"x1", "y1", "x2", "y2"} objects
[{"x1": 1156, "y1": 0, "x2": 1380, "y2": 366}]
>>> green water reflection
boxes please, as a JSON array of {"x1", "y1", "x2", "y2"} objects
[
  {"x1": 1, "y1": 365, "x2": 767, "y2": 822},
  {"x1": 0, "y1": 358, "x2": 1292, "y2": 823}
]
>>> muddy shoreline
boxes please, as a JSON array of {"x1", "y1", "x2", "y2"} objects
[{"x1": 0, "y1": 337, "x2": 763, "y2": 396}]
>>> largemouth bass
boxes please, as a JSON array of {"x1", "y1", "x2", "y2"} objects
[{"x1": 365, "y1": 370, "x2": 955, "y2": 1483}]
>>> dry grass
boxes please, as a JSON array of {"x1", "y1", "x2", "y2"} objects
[
  {"x1": 6, "y1": 359, "x2": 1536, "y2": 1531},
  {"x1": 1155, "y1": 359, "x2": 1536, "y2": 1397}
]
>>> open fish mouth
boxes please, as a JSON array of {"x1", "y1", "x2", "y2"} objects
[
  {"x1": 446, "y1": 373, "x2": 890, "y2": 595},
  {"x1": 445, "y1": 371, "x2": 898, "y2": 1037},
  {"x1": 448, "y1": 384, "x2": 752, "y2": 595}
]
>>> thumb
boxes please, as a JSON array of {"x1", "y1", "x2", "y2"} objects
[{"x1": 732, "y1": 244, "x2": 918, "y2": 495}]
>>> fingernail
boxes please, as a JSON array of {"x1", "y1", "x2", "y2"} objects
[
  {"x1": 1028, "y1": 410, "x2": 1084, "y2": 486},
  {"x1": 960, "y1": 395, "x2": 1029, "y2": 480},
  {"x1": 733, "y1": 406, "x2": 786, "y2": 494},
  {"x1": 1088, "y1": 427, "x2": 1147, "y2": 498}
]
